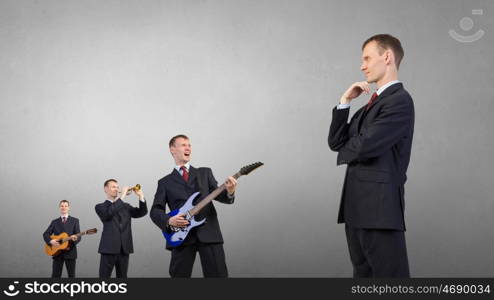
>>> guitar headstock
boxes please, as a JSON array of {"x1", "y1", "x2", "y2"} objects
[
  {"x1": 85, "y1": 228, "x2": 97, "y2": 235},
  {"x1": 239, "y1": 162, "x2": 264, "y2": 176}
]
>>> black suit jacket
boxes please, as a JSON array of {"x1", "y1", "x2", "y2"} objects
[
  {"x1": 43, "y1": 216, "x2": 81, "y2": 259},
  {"x1": 95, "y1": 199, "x2": 148, "y2": 254},
  {"x1": 328, "y1": 83, "x2": 414, "y2": 231},
  {"x1": 150, "y1": 166, "x2": 234, "y2": 250}
]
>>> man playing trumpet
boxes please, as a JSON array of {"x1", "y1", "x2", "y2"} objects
[{"x1": 95, "y1": 179, "x2": 148, "y2": 278}]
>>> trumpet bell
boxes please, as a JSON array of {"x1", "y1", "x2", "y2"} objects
[{"x1": 121, "y1": 184, "x2": 141, "y2": 195}]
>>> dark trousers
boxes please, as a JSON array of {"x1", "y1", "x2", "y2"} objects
[
  {"x1": 99, "y1": 250, "x2": 130, "y2": 278},
  {"x1": 52, "y1": 256, "x2": 76, "y2": 278},
  {"x1": 169, "y1": 242, "x2": 228, "y2": 278},
  {"x1": 345, "y1": 225, "x2": 410, "y2": 278}
]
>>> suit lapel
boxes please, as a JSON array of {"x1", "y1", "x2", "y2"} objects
[
  {"x1": 188, "y1": 166, "x2": 197, "y2": 186},
  {"x1": 55, "y1": 218, "x2": 64, "y2": 233},
  {"x1": 359, "y1": 83, "x2": 404, "y2": 129},
  {"x1": 66, "y1": 216, "x2": 75, "y2": 232},
  {"x1": 171, "y1": 168, "x2": 186, "y2": 185},
  {"x1": 354, "y1": 106, "x2": 367, "y2": 133},
  {"x1": 366, "y1": 83, "x2": 403, "y2": 112}
]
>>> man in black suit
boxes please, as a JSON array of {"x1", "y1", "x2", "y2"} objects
[
  {"x1": 328, "y1": 34, "x2": 414, "y2": 277},
  {"x1": 95, "y1": 179, "x2": 148, "y2": 278},
  {"x1": 43, "y1": 200, "x2": 81, "y2": 278},
  {"x1": 150, "y1": 134, "x2": 238, "y2": 277}
]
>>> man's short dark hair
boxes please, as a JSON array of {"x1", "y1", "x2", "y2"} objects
[
  {"x1": 59, "y1": 199, "x2": 69, "y2": 206},
  {"x1": 169, "y1": 134, "x2": 189, "y2": 148},
  {"x1": 362, "y1": 34, "x2": 404, "y2": 69},
  {"x1": 104, "y1": 179, "x2": 118, "y2": 187}
]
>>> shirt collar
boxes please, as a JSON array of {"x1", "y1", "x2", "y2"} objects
[
  {"x1": 376, "y1": 80, "x2": 400, "y2": 96},
  {"x1": 175, "y1": 162, "x2": 190, "y2": 173},
  {"x1": 60, "y1": 214, "x2": 69, "y2": 220}
]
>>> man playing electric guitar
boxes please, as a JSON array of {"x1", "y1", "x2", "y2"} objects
[
  {"x1": 150, "y1": 134, "x2": 237, "y2": 278},
  {"x1": 42, "y1": 200, "x2": 81, "y2": 278}
]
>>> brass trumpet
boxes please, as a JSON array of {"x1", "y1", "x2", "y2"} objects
[
  {"x1": 130, "y1": 184, "x2": 141, "y2": 192},
  {"x1": 121, "y1": 184, "x2": 141, "y2": 195}
]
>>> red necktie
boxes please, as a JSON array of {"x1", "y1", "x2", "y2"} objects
[
  {"x1": 62, "y1": 217, "x2": 67, "y2": 224},
  {"x1": 366, "y1": 92, "x2": 378, "y2": 111},
  {"x1": 181, "y1": 166, "x2": 189, "y2": 182}
]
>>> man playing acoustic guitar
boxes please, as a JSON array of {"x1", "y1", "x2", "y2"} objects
[{"x1": 42, "y1": 200, "x2": 80, "y2": 278}]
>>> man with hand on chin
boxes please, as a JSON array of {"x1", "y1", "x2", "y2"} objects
[
  {"x1": 95, "y1": 179, "x2": 147, "y2": 278},
  {"x1": 328, "y1": 34, "x2": 414, "y2": 277},
  {"x1": 151, "y1": 134, "x2": 237, "y2": 278}
]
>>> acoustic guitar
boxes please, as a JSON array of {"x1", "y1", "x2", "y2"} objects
[{"x1": 44, "y1": 228, "x2": 97, "y2": 256}]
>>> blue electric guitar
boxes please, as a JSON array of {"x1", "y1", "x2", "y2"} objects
[{"x1": 162, "y1": 162, "x2": 263, "y2": 247}]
